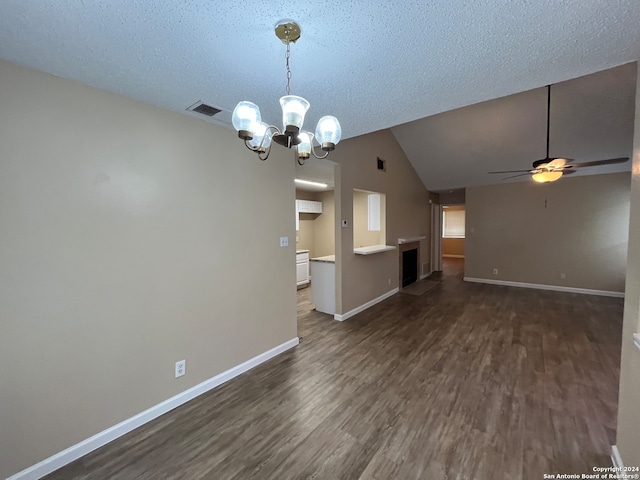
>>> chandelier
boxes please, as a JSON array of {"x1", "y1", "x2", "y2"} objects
[{"x1": 231, "y1": 21, "x2": 342, "y2": 165}]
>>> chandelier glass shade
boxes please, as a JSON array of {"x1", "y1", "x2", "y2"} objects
[
  {"x1": 231, "y1": 21, "x2": 341, "y2": 164},
  {"x1": 279, "y1": 95, "x2": 310, "y2": 134}
]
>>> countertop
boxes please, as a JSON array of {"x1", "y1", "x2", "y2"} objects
[
  {"x1": 353, "y1": 245, "x2": 397, "y2": 255},
  {"x1": 296, "y1": 249, "x2": 310, "y2": 254},
  {"x1": 310, "y1": 255, "x2": 335, "y2": 263}
]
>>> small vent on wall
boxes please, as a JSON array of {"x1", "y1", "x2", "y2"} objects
[
  {"x1": 377, "y1": 157, "x2": 386, "y2": 171},
  {"x1": 186, "y1": 101, "x2": 222, "y2": 117},
  {"x1": 422, "y1": 263, "x2": 430, "y2": 276}
]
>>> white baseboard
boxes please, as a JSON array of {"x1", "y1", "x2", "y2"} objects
[
  {"x1": 463, "y1": 277, "x2": 624, "y2": 298},
  {"x1": 7, "y1": 337, "x2": 300, "y2": 480},
  {"x1": 442, "y1": 254, "x2": 464, "y2": 258},
  {"x1": 334, "y1": 288, "x2": 399, "y2": 321},
  {"x1": 611, "y1": 445, "x2": 625, "y2": 470}
]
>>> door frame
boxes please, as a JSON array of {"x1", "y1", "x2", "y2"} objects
[{"x1": 430, "y1": 203, "x2": 442, "y2": 272}]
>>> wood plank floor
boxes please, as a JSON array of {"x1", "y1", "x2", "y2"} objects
[{"x1": 45, "y1": 259, "x2": 623, "y2": 480}]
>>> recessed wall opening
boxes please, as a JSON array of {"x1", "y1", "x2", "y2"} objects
[{"x1": 353, "y1": 189, "x2": 386, "y2": 248}]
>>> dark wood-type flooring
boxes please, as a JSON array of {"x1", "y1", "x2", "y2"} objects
[{"x1": 45, "y1": 258, "x2": 623, "y2": 480}]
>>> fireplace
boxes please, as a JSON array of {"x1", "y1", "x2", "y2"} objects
[
  {"x1": 398, "y1": 238, "x2": 426, "y2": 289},
  {"x1": 402, "y1": 248, "x2": 418, "y2": 287}
]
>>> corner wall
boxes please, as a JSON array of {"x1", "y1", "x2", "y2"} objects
[
  {"x1": 314, "y1": 190, "x2": 335, "y2": 257},
  {"x1": 328, "y1": 129, "x2": 431, "y2": 314},
  {"x1": 615, "y1": 61, "x2": 640, "y2": 468},
  {"x1": 0, "y1": 60, "x2": 297, "y2": 478}
]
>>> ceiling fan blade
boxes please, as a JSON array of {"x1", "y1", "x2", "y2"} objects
[
  {"x1": 488, "y1": 170, "x2": 531, "y2": 174},
  {"x1": 501, "y1": 173, "x2": 532, "y2": 180},
  {"x1": 569, "y1": 157, "x2": 629, "y2": 168},
  {"x1": 561, "y1": 169, "x2": 577, "y2": 175}
]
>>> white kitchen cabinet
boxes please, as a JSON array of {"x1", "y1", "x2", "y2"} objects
[
  {"x1": 310, "y1": 201, "x2": 323, "y2": 213},
  {"x1": 296, "y1": 251, "x2": 310, "y2": 287},
  {"x1": 296, "y1": 199, "x2": 323, "y2": 214},
  {"x1": 297, "y1": 200, "x2": 311, "y2": 213}
]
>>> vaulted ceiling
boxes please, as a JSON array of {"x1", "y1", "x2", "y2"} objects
[
  {"x1": 393, "y1": 63, "x2": 637, "y2": 191},
  {"x1": 1, "y1": 1, "x2": 639, "y2": 191}
]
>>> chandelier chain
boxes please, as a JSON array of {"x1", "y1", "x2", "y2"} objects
[{"x1": 285, "y1": 41, "x2": 291, "y2": 95}]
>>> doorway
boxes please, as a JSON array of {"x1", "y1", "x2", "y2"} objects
[
  {"x1": 442, "y1": 205, "x2": 465, "y2": 262},
  {"x1": 430, "y1": 188, "x2": 466, "y2": 277},
  {"x1": 294, "y1": 157, "x2": 337, "y2": 320}
]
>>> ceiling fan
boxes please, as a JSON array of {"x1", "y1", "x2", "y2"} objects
[{"x1": 489, "y1": 85, "x2": 629, "y2": 183}]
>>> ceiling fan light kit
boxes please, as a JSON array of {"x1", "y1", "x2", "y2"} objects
[
  {"x1": 231, "y1": 21, "x2": 342, "y2": 165},
  {"x1": 532, "y1": 170, "x2": 563, "y2": 183},
  {"x1": 488, "y1": 85, "x2": 629, "y2": 183}
]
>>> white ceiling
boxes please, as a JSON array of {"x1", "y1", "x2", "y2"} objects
[
  {"x1": 0, "y1": 1, "x2": 639, "y2": 191},
  {"x1": 295, "y1": 157, "x2": 336, "y2": 192}
]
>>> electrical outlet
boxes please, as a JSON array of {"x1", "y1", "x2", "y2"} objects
[
  {"x1": 560, "y1": 273, "x2": 566, "y2": 279},
  {"x1": 280, "y1": 236, "x2": 288, "y2": 247},
  {"x1": 341, "y1": 220, "x2": 348, "y2": 228},
  {"x1": 388, "y1": 278, "x2": 391, "y2": 286},
  {"x1": 493, "y1": 268, "x2": 499, "y2": 275},
  {"x1": 175, "y1": 360, "x2": 186, "y2": 378}
]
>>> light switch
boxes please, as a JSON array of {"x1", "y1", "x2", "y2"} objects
[{"x1": 280, "y1": 236, "x2": 289, "y2": 247}]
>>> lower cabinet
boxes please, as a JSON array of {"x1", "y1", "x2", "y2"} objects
[
  {"x1": 310, "y1": 259, "x2": 335, "y2": 315},
  {"x1": 296, "y1": 251, "x2": 310, "y2": 287}
]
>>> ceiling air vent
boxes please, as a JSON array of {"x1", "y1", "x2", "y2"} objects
[{"x1": 187, "y1": 101, "x2": 222, "y2": 117}]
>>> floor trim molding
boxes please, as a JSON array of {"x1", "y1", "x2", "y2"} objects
[
  {"x1": 334, "y1": 288, "x2": 399, "y2": 322},
  {"x1": 7, "y1": 337, "x2": 300, "y2": 480},
  {"x1": 611, "y1": 445, "x2": 625, "y2": 471},
  {"x1": 463, "y1": 277, "x2": 624, "y2": 298}
]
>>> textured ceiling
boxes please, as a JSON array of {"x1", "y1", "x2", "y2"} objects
[{"x1": 0, "y1": 1, "x2": 639, "y2": 190}]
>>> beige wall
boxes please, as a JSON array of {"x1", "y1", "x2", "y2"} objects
[
  {"x1": 0, "y1": 60, "x2": 297, "y2": 478},
  {"x1": 295, "y1": 189, "x2": 317, "y2": 254},
  {"x1": 314, "y1": 190, "x2": 335, "y2": 257},
  {"x1": 616, "y1": 62, "x2": 640, "y2": 467},
  {"x1": 465, "y1": 172, "x2": 630, "y2": 292},
  {"x1": 296, "y1": 214, "x2": 316, "y2": 253},
  {"x1": 443, "y1": 238, "x2": 465, "y2": 257},
  {"x1": 329, "y1": 129, "x2": 431, "y2": 314},
  {"x1": 439, "y1": 189, "x2": 466, "y2": 204}
]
